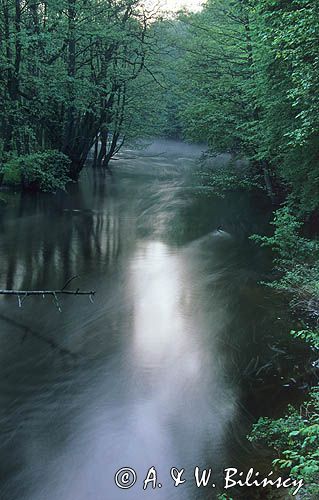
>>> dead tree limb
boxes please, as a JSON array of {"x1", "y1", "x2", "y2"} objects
[
  {"x1": 0, "y1": 290, "x2": 96, "y2": 296},
  {"x1": 0, "y1": 276, "x2": 95, "y2": 311}
]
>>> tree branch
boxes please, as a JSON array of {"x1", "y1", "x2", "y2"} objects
[{"x1": 0, "y1": 276, "x2": 95, "y2": 311}]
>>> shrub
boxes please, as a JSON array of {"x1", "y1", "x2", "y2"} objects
[
  {"x1": 249, "y1": 388, "x2": 319, "y2": 499},
  {"x1": 195, "y1": 155, "x2": 261, "y2": 198},
  {"x1": 251, "y1": 206, "x2": 319, "y2": 319},
  {"x1": 249, "y1": 207, "x2": 319, "y2": 499},
  {"x1": 1, "y1": 150, "x2": 71, "y2": 193}
]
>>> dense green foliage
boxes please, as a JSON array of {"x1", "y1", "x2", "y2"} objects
[
  {"x1": 252, "y1": 207, "x2": 319, "y2": 312},
  {"x1": 0, "y1": 0, "x2": 168, "y2": 187},
  {"x1": 171, "y1": 0, "x2": 319, "y2": 210},
  {"x1": 250, "y1": 208, "x2": 319, "y2": 498},
  {"x1": 194, "y1": 156, "x2": 261, "y2": 198},
  {"x1": 1, "y1": 0, "x2": 318, "y2": 199},
  {"x1": 176, "y1": 1, "x2": 256, "y2": 154},
  {"x1": 249, "y1": 388, "x2": 319, "y2": 499},
  {"x1": 254, "y1": 0, "x2": 319, "y2": 213},
  {"x1": 1, "y1": 150, "x2": 70, "y2": 191}
]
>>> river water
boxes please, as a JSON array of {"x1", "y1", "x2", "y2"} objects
[{"x1": 0, "y1": 140, "x2": 306, "y2": 499}]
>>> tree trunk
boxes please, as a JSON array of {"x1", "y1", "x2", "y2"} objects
[
  {"x1": 96, "y1": 127, "x2": 108, "y2": 168},
  {"x1": 93, "y1": 135, "x2": 99, "y2": 167},
  {"x1": 103, "y1": 132, "x2": 120, "y2": 168},
  {"x1": 262, "y1": 160, "x2": 275, "y2": 204}
]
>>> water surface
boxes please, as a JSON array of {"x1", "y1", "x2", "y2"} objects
[{"x1": 0, "y1": 140, "x2": 303, "y2": 499}]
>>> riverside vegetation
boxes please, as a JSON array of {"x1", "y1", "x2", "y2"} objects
[{"x1": 1, "y1": 0, "x2": 319, "y2": 497}]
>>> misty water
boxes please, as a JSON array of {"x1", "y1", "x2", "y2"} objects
[{"x1": 0, "y1": 140, "x2": 306, "y2": 499}]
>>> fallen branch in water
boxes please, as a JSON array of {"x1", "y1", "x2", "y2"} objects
[{"x1": 0, "y1": 276, "x2": 95, "y2": 311}]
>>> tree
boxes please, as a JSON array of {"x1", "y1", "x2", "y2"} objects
[{"x1": 0, "y1": 0, "x2": 164, "y2": 185}]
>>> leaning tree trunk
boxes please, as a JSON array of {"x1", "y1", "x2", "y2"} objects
[
  {"x1": 92, "y1": 135, "x2": 99, "y2": 167},
  {"x1": 103, "y1": 132, "x2": 120, "y2": 168},
  {"x1": 64, "y1": 112, "x2": 99, "y2": 179}
]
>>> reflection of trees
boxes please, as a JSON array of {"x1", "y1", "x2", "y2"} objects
[
  {"x1": 0, "y1": 170, "x2": 129, "y2": 292},
  {"x1": 0, "y1": 170, "x2": 136, "y2": 483}
]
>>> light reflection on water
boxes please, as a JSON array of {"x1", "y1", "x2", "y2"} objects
[{"x1": 27, "y1": 236, "x2": 237, "y2": 500}]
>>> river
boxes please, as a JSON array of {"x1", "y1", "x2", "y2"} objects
[{"x1": 0, "y1": 140, "x2": 306, "y2": 499}]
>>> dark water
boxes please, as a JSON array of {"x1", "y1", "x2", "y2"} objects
[{"x1": 0, "y1": 141, "x2": 306, "y2": 500}]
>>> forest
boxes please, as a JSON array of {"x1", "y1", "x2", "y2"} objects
[{"x1": 0, "y1": 0, "x2": 319, "y2": 499}]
